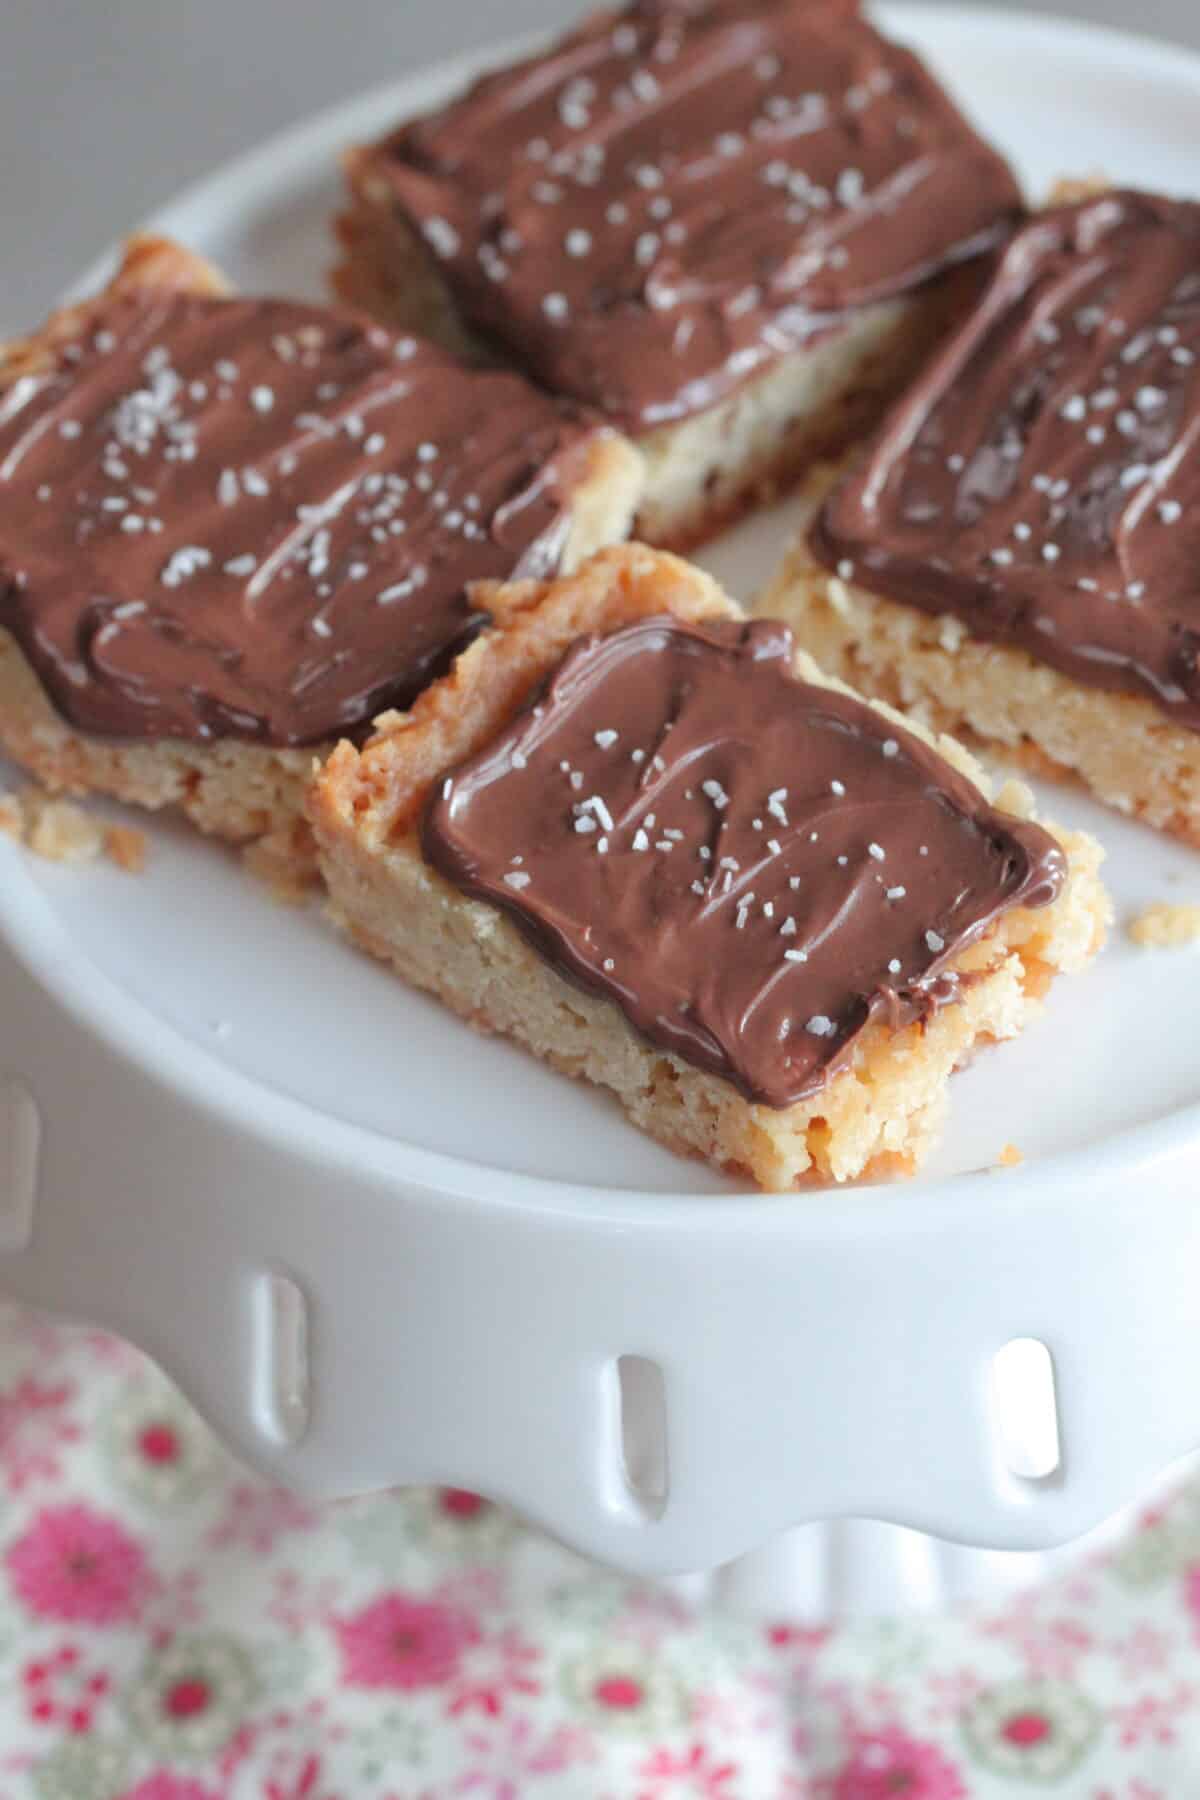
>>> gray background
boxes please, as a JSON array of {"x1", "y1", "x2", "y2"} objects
[{"x1": 1, "y1": 0, "x2": 1196, "y2": 329}]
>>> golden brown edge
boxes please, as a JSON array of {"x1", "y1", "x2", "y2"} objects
[{"x1": 0, "y1": 235, "x2": 231, "y2": 389}]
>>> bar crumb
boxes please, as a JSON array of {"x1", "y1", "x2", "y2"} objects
[
  {"x1": 1, "y1": 786, "x2": 149, "y2": 870},
  {"x1": 105, "y1": 823, "x2": 148, "y2": 873},
  {"x1": 22, "y1": 792, "x2": 105, "y2": 864},
  {"x1": 997, "y1": 1143, "x2": 1023, "y2": 1169},
  {"x1": 1128, "y1": 902, "x2": 1200, "y2": 948}
]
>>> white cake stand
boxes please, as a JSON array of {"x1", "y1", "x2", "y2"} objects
[{"x1": 3, "y1": 4, "x2": 1200, "y2": 1617}]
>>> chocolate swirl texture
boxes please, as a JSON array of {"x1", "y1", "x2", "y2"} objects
[
  {"x1": 812, "y1": 190, "x2": 1200, "y2": 729},
  {"x1": 423, "y1": 615, "x2": 1064, "y2": 1106},
  {"x1": 366, "y1": 0, "x2": 1022, "y2": 430},
  {"x1": 0, "y1": 289, "x2": 600, "y2": 745}
]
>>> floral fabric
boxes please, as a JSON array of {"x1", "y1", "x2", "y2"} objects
[{"x1": 1, "y1": 1303, "x2": 1198, "y2": 1797}]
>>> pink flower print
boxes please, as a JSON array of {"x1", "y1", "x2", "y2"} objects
[
  {"x1": 262, "y1": 1751, "x2": 338, "y2": 1800},
  {"x1": 688, "y1": 1673, "x2": 779, "y2": 1738},
  {"x1": 267, "y1": 1567, "x2": 343, "y2": 1634},
  {"x1": 1112, "y1": 1623, "x2": 1173, "y2": 1680},
  {"x1": 923, "y1": 1669, "x2": 986, "y2": 1724},
  {"x1": 621, "y1": 1581, "x2": 696, "y2": 1646},
  {"x1": 1111, "y1": 1684, "x2": 1196, "y2": 1749},
  {"x1": 979, "y1": 1602, "x2": 1092, "y2": 1679},
  {"x1": 104, "y1": 1379, "x2": 217, "y2": 1508},
  {"x1": 636, "y1": 1742, "x2": 740, "y2": 1798},
  {"x1": 0, "y1": 1376, "x2": 81, "y2": 1492},
  {"x1": 205, "y1": 1480, "x2": 318, "y2": 1555},
  {"x1": 453, "y1": 1717, "x2": 597, "y2": 1794},
  {"x1": 7, "y1": 1502, "x2": 151, "y2": 1623},
  {"x1": 122, "y1": 1633, "x2": 259, "y2": 1758},
  {"x1": 22, "y1": 1641, "x2": 111, "y2": 1733},
  {"x1": 335, "y1": 1591, "x2": 478, "y2": 1691},
  {"x1": 448, "y1": 1627, "x2": 541, "y2": 1717},
  {"x1": 766, "y1": 1622, "x2": 832, "y2": 1657},
  {"x1": 827, "y1": 1725, "x2": 967, "y2": 1800},
  {"x1": 561, "y1": 1644, "x2": 687, "y2": 1736},
  {"x1": 79, "y1": 1326, "x2": 145, "y2": 1371},
  {"x1": 961, "y1": 1679, "x2": 1099, "y2": 1779},
  {"x1": 145, "y1": 1567, "x2": 206, "y2": 1636},
  {"x1": 434, "y1": 1565, "x2": 508, "y2": 1616},
  {"x1": 1184, "y1": 1563, "x2": 1200, "y2": 1634},
  {"x1": 122, "y1": 1776, "x2": 223, "y2": 1800},
  {"x1": 439, "y1": 1487, "x2": 488, "y2": 1521}
]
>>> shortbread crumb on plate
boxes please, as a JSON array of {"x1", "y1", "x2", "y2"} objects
[{"x1": 1128, "y1": 903, "x2": 1200, "y2": 948}]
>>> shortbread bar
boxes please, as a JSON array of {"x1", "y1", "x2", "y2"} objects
[
  {"x1": 311, "y1": 546, "x2": 1107, "y2": 1190},
  {"x1": 334, "y1": 0, "x2": 1021, "y2": 549},
  {"x1": 762, "y1": 189, "x2": 1200, "y2": 845},
  {"x1": 0, "y1": 236, "x2": 641, "y2": 880}
]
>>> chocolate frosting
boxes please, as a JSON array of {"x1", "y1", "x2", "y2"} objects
[
  {"x1": 367, "y1": 0, "x2": 1021, "y2": 430},
  {"x1": 423, "y1": 615, "x2": 1063, "y2": 1106},
  {"x1": 0, "y1": 289, "x2": 600, "y2": 745},
  {"x1": 812, "y1": 190, "x2": 1200, "y2": 729}
]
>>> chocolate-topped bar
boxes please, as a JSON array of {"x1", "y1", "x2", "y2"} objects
[
  {"x1": 2, "y1": 278, "x2": 630, "y2": 746},
  {"x1": 313, "y1": 546, "x2": 1107, "y2": 1188},
  {"x1": 0, "y1": 237, "x2": 640, "y2": 878},
  {"x1": 764, "y1": 189, "x2": 1200, "y2": 846},
  {"x1": 813, "y1": 190, "x2": 1200, "y2": 726},
  {"x1": 424, "y1": 614, "x2": 1063, "y2": 1106},
  {"x1": 337, "y1": 0, "x2": 1022, "y2": 547}
]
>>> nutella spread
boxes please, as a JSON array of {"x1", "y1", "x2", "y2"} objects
[
  {"x1": 423, "y1": 615, "x2": 1063, "y2": 1105},
  {"x1": 0, "y1": 289, "x2": 599, "y2": 745},
  {"x1": 812, "y1": 191, "x2": 1200, "y2": 729},
  {"x1": 367, "y1": 0, "x2": 1021, "y2": 430}
]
